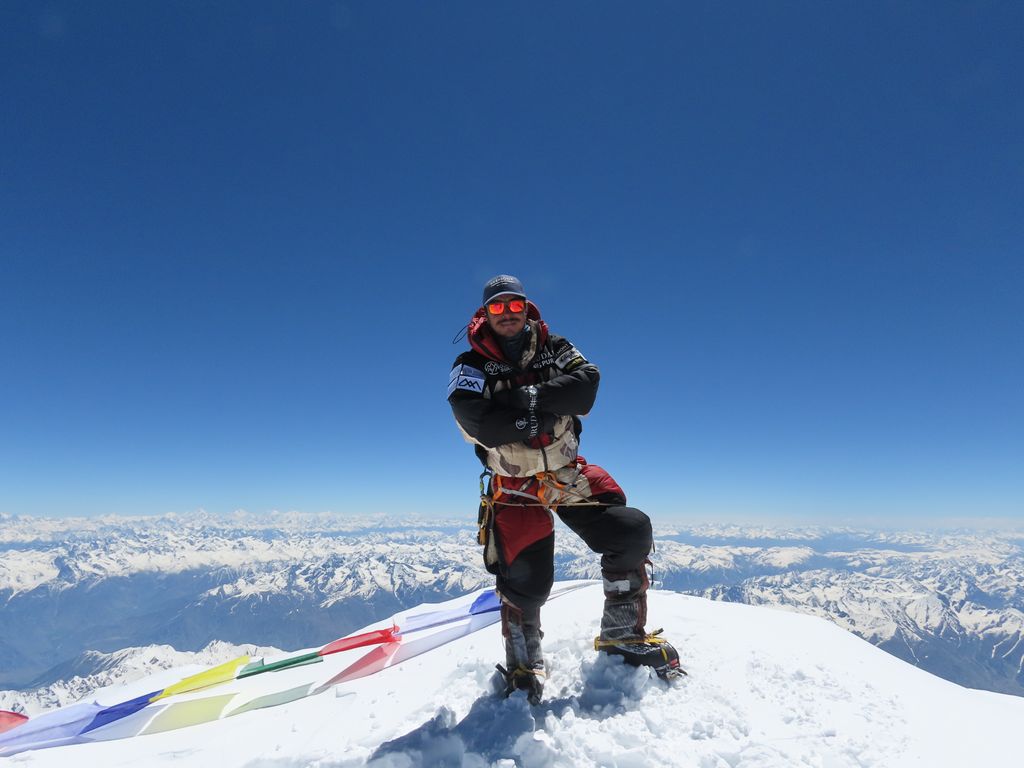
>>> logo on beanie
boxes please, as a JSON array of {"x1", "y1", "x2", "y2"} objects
[
  {"x1": 482, "y1": 274, "x2": 526, "y2": 305},
  {"x1": 486, "y1": 276, "x2": 514, "y2": 291}
]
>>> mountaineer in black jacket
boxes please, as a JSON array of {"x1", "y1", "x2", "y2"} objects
[{"x1": 448, "y1": 275, "x2": 681, "y2": 703}]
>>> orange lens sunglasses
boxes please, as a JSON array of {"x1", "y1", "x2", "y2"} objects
[{"x1": 487, "y1": 299, "x2": 526, "y2": 315}]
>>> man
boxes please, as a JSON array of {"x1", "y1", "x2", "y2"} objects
[{"x1": 447, "y1": 274, "x2": 681, "y2": 703}]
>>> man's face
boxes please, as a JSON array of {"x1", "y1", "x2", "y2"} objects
[{"x1": 485, "y1": 293, "x2": 528, "y2": 338}]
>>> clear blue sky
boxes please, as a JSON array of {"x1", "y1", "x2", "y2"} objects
[{"x1": 1, "y1": 2, "x2": 1021, "y2": 523}]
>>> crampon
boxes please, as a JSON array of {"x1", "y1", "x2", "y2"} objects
[
  {"x1": 594, "y1": 628, "x2": 687, "y2": 680},
  {"x1": 495, "y1": 662, "x2": 546, "y2": 705}
]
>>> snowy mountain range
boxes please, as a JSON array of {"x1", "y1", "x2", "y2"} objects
[
  {"x1": 5, "y1": 584, "x2": 1024, "y2": 768},
  {"x1": 2, "y1": 511, "x2": 1023, "y2": 704},
  {"x1": 0, "y1": 641, "x2": 282, "y2": 718}
]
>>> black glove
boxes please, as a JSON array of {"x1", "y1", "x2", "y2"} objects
[
  {"x1": 507, "y1": 385, "x2": 540, "y2": 412},
  {"x1": 491, "y1": 385, "x2": 540, "y2": 411},
  {"x1": 490, "y1": 388, "x2": 512, "y2": 408}
]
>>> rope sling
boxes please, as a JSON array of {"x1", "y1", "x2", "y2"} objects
[{"x1": 476, "y1": 466, "x2": 606, "y2": 546}]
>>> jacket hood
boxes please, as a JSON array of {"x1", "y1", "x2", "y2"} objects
[{"x1": 467, "y1": 300, "x2": 549, "y2": 363}]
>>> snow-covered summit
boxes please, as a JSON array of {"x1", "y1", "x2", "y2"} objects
[{"x1": 5, "y1": 585, "x2": 1022, "y2": 767}]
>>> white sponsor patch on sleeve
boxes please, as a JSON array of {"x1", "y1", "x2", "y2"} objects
[
  {"x1": 554, "y1": 345, "x2": 586, "y2": 370},
  {"x1": 447, "y1": 364, "x2": 486, "y2": 396}
]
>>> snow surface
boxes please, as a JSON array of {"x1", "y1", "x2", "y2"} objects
[{"x1": 5, "y1": 584, "x2": 1023, "y2": 768}]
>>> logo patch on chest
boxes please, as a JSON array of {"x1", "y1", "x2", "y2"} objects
[
  {"x1": 484, "y1": 361, "x2": 513, "y2": 375},
  {"x1": 532, "y1": 352, "x2": 555, "y2": 368}
]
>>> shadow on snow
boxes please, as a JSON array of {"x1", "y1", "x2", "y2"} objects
[{"x1": 366, "y1": 653, "x2": 665, "y2": 768}]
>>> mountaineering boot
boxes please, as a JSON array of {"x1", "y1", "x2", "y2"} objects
[
  {"x1": 597, "y1": 567, "x2": 685, "y2": 680},
  {"x1": 497, "y1": 602, "x2": 545, "y2": 704},
  {"x1": 595, "y1": 629, "x2": 684, "y2": 680}
]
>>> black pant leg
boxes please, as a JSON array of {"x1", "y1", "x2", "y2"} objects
[
  {"x1": 559, "y1": 505, "x2": 654, "y2": 638},
  {"x1": 557, "y1": 505, "x2": 653, "y2": 572},
  {"x1": 495, "y1": 532, "x2": 555, "y2": 615}
]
